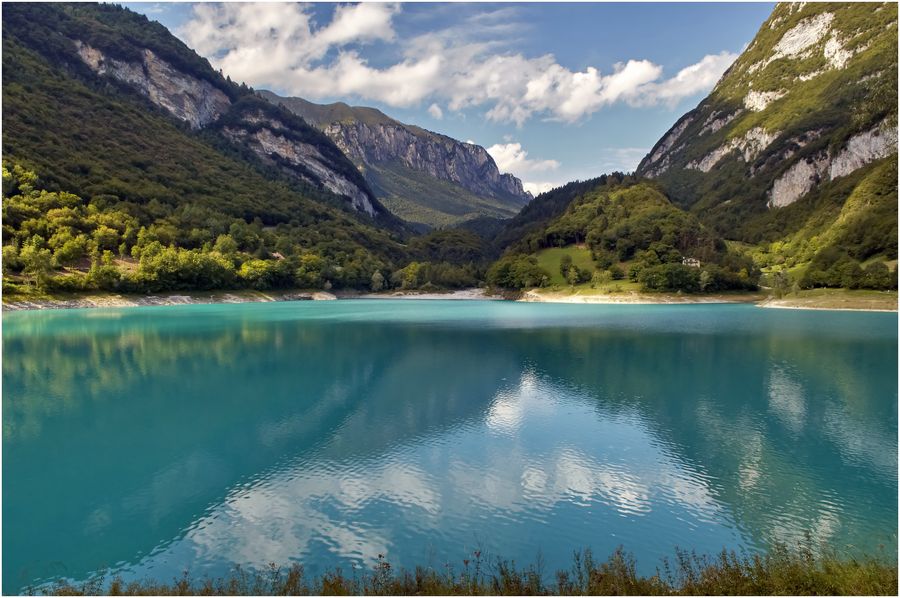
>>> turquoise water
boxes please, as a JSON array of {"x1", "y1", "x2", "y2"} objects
[{"x1": 3, "y1": 301, "x2": 897, "y2": 593}]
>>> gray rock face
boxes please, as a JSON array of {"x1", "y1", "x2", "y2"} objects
[
  {"x1": 640, "y1": 115, "x2": 694, "y2": 177},
  {"x1": 324, "y1": 121, "x2": 530, "y2": 202},
  {"x1": 686, "y1": 127, "x2": 780, "y2": 173},
  {"x1": 74, "y1": 41, "x2": 230, "y2": 129},
  {"x1": 768, "y1": 119, "x2": 897, "y2": 208},
  {"x1": 828, "y1": 122, "x2": 898, "y2": 179},
  {"x1": 768, "y1": 152, "x2": 830, "y2": 208},
  {"x1": 223, "y1": 122, "x2": 377, "y2": 217}
]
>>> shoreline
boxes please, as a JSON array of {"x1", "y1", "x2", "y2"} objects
[
  {"x1": 348, "y1": 288, "x2": 504, "y2": 301},
  {"x1": 2, "y1": 287, "x2": 896, "y2": 313},
  {"x1": 517, "y1": 289, "x2": 766, "y2": 306},
  {"x1": 1, "y1": 289, "x2": 339, "y2": 312}
]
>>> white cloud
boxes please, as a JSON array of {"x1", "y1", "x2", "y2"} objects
[
  {"x1": 180, "y1": 3, "x2": 400, "y2": 87},
  {"x1": 629, "y1": 51, "x2": 738, "y2": 106},
  {"x1": 486, "y1": 142, "x2": 559, "y2": 175},
  {"x1": 522, "y1": 181, "x2": 558, "y2": 196},
  {"x1": 427, "y1": 103, "x2": 443, "y2": 119},
  {"x1": 314, "y1": 3, "x2": 397, "y2": 50},
  {"x1": 180, "y1": 4, "x2": 738, "y2": 125}
]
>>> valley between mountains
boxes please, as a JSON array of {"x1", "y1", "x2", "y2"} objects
[{"x1": 2, "y1": 2, "x2": 897, "y2": 311}]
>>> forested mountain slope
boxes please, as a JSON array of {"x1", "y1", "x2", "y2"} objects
[
  {"x1": 3, "y1": 3, "x2": 401, "y2": 227},
  {"x1": 635, "y1": 2, "x2": 897, "y2": 287}
]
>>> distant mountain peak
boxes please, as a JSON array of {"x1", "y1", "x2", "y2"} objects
[{"x1": 260, "y1": 90, "x2": 532, "y2": 229}]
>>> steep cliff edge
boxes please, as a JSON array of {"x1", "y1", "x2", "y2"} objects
[
  {"x1": 636, "y1": 2, "x2": 897, "y2": 241},
  {"x1": 260, "y1": 91, "x2": 531, "y2": 228}
]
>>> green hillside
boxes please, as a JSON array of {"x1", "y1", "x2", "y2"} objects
[
  {"x1": 488, "y1": 179, "x2": 759, "y2": 292},
  {"x1": 635, "y1": 1, "x2": 898, "y2": 292}
]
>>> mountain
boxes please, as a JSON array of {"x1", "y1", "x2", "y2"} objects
[
  {"x1": 3, "y1": 3, "x2": 405, "y2": 229},
  {"x1": 2, "y1": 2, "x2": 427, "y2": 296},
  {"x1": 635, "y1": 2, "x2": 897, "y2": 286},
  {"x1": 259, "y1": 90, "x2": 532, "y2": 229}
]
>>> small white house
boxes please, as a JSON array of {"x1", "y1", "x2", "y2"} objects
[{"x1": 682, "y1": 257, "x2": 701, "y2": 268}]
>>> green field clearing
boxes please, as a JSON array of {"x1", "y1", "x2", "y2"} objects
[{"x1": 535, "y1": 246, "x2": 597, "y2": 285}]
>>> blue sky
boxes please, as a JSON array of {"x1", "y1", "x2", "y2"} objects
[{"x1": 125, "y1": 2, "x2": 774, "y2": 193}]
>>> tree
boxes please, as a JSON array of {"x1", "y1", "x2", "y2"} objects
[
  {"x1": 20, "y1": 237, "x2": 54, "y2": 290},
  {"x1": 609, "y1": 265, "x2": 625, "y2": 280},
  {"x1": 295, "y1": 253, "x2": 325, "y2": 288},
  {"x1": 213, "y1": 234, "x2": 238, "y2": 256},
  {"x1": 559, "y1": 254, "x2": 573, "y2": 278},
  {"x1": 699, "y1": 269, "x2": 713, "y2": 292},
  {"x1": 371, "y1": 271, "x2": 385, "y2": 292},
  {"x1": 771, "y1": 270, "x2": 791, "y2": 298},
  {"x1": 2, "y1": 244, "x2": 22, "y2": 274},
  {"x1": 89, "y1": 257, "x2": 122, "y2": 290}
]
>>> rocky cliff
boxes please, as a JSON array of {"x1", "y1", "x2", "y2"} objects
[
  {"x1": 324, "y1": 121, "x2": 528, "y2": 201},
  {"x1": 260, "y1": 91, "x2": 531, "y2": 228},
  {"x1": 74, "y1": 40, "x2": 231, "y2": 129},
  {"x1": 636, "y1": 2, "x2": 897, "y2": 240},
  {"x1": 69, "y1": 36, "x2": 387, "y2": 222},
  {"x1": 219, "y1": 106, "x2": 378, "y2": 217}
]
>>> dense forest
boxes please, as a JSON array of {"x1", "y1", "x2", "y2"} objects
[
  {"x1": 1, "y1": 164, "x2": 491, "y2": 295},
  {"x1": 485, "y1": 176, "x2": 761, "y2": 292}
]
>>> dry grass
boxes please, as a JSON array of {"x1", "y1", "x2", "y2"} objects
[{"x1": 39, "y1": 544, "x2": 897, "y2": 596}]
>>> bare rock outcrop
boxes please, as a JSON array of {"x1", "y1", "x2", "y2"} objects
[
  {"x1": 768, "y1": 119, "x2": 898, "y2": 208},
  {"x1": 324, "y1": 121, "x2": 529, "y2": 202},
  {"x1": 687, "y1": 127, "x2": 780, "y2": 172},
  {"x1": 640, "y1": 115, "x2": 695, "y2": 177},
  {"x1": 74, "y1": 41, "x2": 230, "y2": 129},
  {"x1": 223, "y1": 124, "x2": 377, "y2": 217}
]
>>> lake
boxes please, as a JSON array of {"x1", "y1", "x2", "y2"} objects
[{"x1": 3, "y1": 300, "x2": 897, "y2": 592}]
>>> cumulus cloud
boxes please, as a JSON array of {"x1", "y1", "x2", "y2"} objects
[
  {"x1": 486, "y1": 141, "x2": 560, "y2": 197},
  {"x1": 180, "y1": 3, "x2": 400, "y2": 86},
  {"x1": 628, "y1": 52, "x2": 738, "y2": 106},
  {"x1": 427, "y1": 103, "x2": 443, "y2": 119},
  {"x1": 522, "y1": 182, "x2": 558, "y2": 196},
  {"x1": 180, "y1": 3, "x2": 738, "y2": 125},
  {"x1": 486, "y1": 142, "x2": 560, "y2": 175}
]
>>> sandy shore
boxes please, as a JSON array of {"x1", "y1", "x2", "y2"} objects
[
  {"x1": 2, "y1": 290, "x2": 337, "y2": 311},
  {"x1": 351, "y1": 288, "x2": 503, "y2": 300},
  {"x1": 757, "y1": 297, "x2": 898, "y2": 312},
  {"x1": 2, "y1": 288, "x2": 502, "y2": 311},
  {"x1": 4, "y1": 287, "x2": 895, "y2": 312},
  {"x1": 518, "y1": 289, "x2": 765, "y2": 305}
]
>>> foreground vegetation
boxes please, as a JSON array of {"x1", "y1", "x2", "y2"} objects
[{"x1": 40, "y1": 545, "x2": 897, "y2": 596}]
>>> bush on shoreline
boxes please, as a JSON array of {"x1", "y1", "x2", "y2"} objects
[{"x1": 38, "y1": 544, "x2": 897, "y2": 596}]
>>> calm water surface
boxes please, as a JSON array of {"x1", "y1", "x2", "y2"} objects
[{"x1": 3, "y1": 301, "x2": 897, "y2": 592}]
